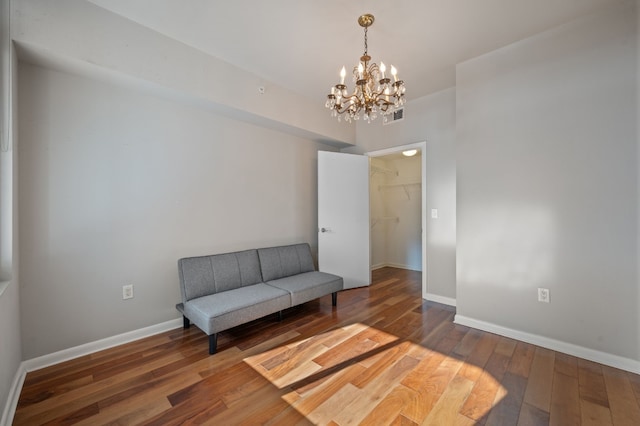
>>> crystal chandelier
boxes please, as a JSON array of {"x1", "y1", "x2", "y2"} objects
[{"x1": 325, "y1": 14, "x2": 406, "y2": 123}]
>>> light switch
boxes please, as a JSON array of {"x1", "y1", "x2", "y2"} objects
[{"x1": 431, "y1": 209, "x2": 438, "y2": 219}]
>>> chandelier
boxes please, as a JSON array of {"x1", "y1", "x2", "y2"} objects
[{"x1": 325, "y1": 14, "x2": 406, "y2": 123}]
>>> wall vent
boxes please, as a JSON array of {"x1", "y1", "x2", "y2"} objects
[{"x1": 383, "y1": 108, "x2": 405, "y2": 125}]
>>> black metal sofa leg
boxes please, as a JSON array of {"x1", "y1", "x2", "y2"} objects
[
  {"x1": 332, "y1": 292, "x2": 337, "y2": 307},
  {"x1": 183, "y1": 316, "x2": 191, "y2": 329},
  {"x1": 209, "y1": 334, "x2": 218, "y2": 355}
]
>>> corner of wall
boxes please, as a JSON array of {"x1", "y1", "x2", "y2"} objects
[{"x1": 1, "y1": 4, "x2": 27, "y2": 423}]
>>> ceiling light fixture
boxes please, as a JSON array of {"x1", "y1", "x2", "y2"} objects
[
  {"x1": 325, "y1": 14, "x2": 406, "y2": 123},
  {"x1": 402, "y1": 149, "x2": 418, "y2": 157}
]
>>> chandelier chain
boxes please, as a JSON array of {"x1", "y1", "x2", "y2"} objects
[{"x1": 363, "y1": 26, "x2": 368, "y2": 56}]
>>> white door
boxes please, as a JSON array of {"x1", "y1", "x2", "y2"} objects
[{"x1": 318, "y1": 151, "x2": 370, "y2": 289}]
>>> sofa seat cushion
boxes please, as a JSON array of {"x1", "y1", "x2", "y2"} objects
[
  {"x1": 183, "y1": 284, "x2": 290, "y2": 335},
  {"x1": 266, "y1": 271, "x2": 343, "y2": 306}
]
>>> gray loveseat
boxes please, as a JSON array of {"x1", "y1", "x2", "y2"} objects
[{"x1": 176, "y1": 243, "x2": 343, "y2": 354}]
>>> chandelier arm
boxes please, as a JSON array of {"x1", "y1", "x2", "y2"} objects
[
  {"x1": 334, "y1": 105, "x2": 358, "y2": 114},
  {"x1": 369, "y1": 88, "x2": 401, "y2": 103},
  {"x1": 369, "y1": 87, "x2": 392, "y2": 98},
  {"x1": 334, "y1": 104, "x2": 360, "y2": 115},
  {"x1": 339, "y1": 93, "x2": 363, "y2": 103},
  {"x1": 337, "y1": 84, "x2": 403, "y2": 105}
]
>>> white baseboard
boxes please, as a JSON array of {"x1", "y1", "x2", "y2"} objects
[
  {"x1": 386, "y1": 262, "x2": 422, "y2": 272},
  {"x1": 2, "y1": 318, "x2": 182, "y2": 426},
  {"x1": 23, "y1": 318, "x2": 183, "y2": 373},
  {"x1": 425, "y1": 293, "x2": 457, "y2": 307},
  {"x1": 371, "y1": 262, "x2": 422, "y2": 272},
  {"x1": 1, "y1": 364, "x2": 26, "y2": 426},
  {"x1": 454, "y1": 315, "x2": 640, "y2": 375}
]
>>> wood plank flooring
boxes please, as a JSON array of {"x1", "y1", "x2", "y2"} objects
[{"x1": 15, "y1": 267, "x2": 640, "y2": 425}]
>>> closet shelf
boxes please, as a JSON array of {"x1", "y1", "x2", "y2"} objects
[
  {"x1": 378, "y1": 181, "x2": 421, "y2": 189},
  {"x1": 378, "y1": 181, "x2": 421, "y2": 200},
  {"x1": 370, "y1": 165, "x2": 398, "y2": 177},
  {"x1": 371, "y1": 216, "x2": 400, "y2": 228}
]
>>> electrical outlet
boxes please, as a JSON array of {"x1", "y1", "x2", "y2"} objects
[
  {"x1": 538, "y1": 288, "x2": 550, "y2": 303},
  {"x1": 122, "y1": 284, "x2": 134, "y2": 300}
]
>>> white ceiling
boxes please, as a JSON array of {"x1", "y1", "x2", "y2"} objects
[{"x1": 88, "y1": 0, "x2": 621, "y2": 103}]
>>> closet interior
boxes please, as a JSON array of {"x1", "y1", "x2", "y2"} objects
[{"x1": 370, "y1": 151, "x2": 422, "y2": 271}]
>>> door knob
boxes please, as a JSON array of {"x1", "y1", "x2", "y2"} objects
[{"x1": 320, "y1": 227, "x2": 331, "y2": 233}]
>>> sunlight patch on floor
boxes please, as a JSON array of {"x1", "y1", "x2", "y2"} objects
[{"x1": 244, "y1": 322, "x2": 506, "y2": 424}]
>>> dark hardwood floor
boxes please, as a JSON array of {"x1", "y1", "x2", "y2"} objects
[{"x1": 14, "y1": 267, "x2": 640, "y2": 425}]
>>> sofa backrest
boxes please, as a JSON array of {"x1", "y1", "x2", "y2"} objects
[
  {"x1": 178, "y1": 249, "x2": 263, "y2": 302},
  {"x1": 258, "y1": 243, "x2": 316, "y2": 282}
]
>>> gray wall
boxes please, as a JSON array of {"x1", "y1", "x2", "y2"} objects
[
  {"x1": 12, "y1": 0, "x2": 354, "y2": 147},
  {"x1": 456, "y1": 2, "x2": 639, "y2": 360},
  {"x1": 18, "y1": 63, "x2": 336, "y2": 359},
  {"x1": 0, "y1": 0, "x2": 22, "y2": 413},
  {"x1": 351, "y1": 88, "x2": 457, "y2": 300},
  {"x1": 0, "y1": 281, "x2": 20, "y2": 414}
]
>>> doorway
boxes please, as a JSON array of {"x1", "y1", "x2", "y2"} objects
[{"x1": 367, "y1": 142, "x2": 427, "y2": 299}]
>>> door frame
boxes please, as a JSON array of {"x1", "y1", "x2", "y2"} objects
[{"x1": 366, "y1": 141, "x2": 427, "y2": 300}]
